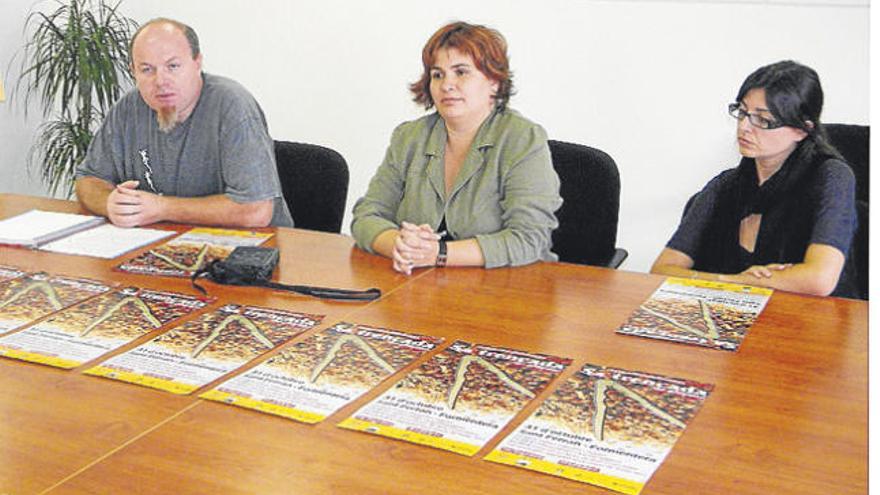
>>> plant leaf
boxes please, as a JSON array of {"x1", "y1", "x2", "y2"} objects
[{"x1": 15, "y1": 0, "x2": 138, "y2": 196}]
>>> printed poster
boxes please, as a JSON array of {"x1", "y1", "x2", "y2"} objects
[
  {"x1": 0, "y1": 287, "x2": 212, "y2": 369},
  {"x1": 116, "y1": 227, "x2": 273, "y2": 278},
  {"x1": 0, "y1": 272, "x2": 112, "y2": 335},
  {"x1": 84, "y1": 304, "x2": 323, "y2": 394},
  {"x1": 615, "y1": 277, "x2": 772, "y2": 351},
  {"x1": 0, "y1": 265, "x2": 27, "y2": 285},
  {"x1": 202, "y1": 322, "x2": 443, "y2": 424},
  {"x1": 339, "y1": 341, "x2": 570, "y2": 456},
  {"x1": 486, "y1": 364, "x2": 713, "y2": 495}
]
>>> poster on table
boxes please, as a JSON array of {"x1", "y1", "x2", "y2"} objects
[
  {"x1": 0, "y1": 287, "x2": 212, "y2": 369},
  {"x1": 202, "y1": 322, "x2": 443, "y2": 424},
  {"x1": 615, "y1": 277, "x2": 772, "y2": 351},
  {"x1": 485, "y1": 363, "x2": 713, "y2": 495},
  {"x1": 84, "y1": 304, "x2": 323, "y2": 394},
  {"x1": 338, "y1": 341, "x2": 571, "y2": 456},
  {"x1": 0, "y1": 272, "x2": 112, "y2": 335},
  {"x1": 0, "y1": 265, "x2": 28, "y2": 285},
  {"x1": 115, "y1": 227, "x2": 273, "y2": 278}
]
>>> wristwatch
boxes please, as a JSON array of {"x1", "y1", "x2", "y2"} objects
[{"x1": 436, "y1": 239, "x2": 448, "y2": 267}]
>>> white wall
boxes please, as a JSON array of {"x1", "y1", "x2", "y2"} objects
[
  {"x1": 1, "y1": 0, "x2": 869, "y2": 272},
  {"x1": 0, "y1": 0, "x2": 50, "y2": 197}
]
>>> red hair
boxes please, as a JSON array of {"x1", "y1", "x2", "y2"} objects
[{"x1": 409, "y1": 21, "x2": 514, "y2": 110}]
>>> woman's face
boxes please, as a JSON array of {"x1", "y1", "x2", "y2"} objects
[
  {"x1": 429, "y1": 47, "x2": 499, "y2": 127},
  {"x1": 736, "y1": 88, "x2": 808, "y2": 169}
]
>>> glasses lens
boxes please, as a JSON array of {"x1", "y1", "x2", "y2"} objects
[
  {"x1": 764, "y1": 117, "x2": 784, "y2": 130},
  {"x1": 749, "y1": 114, "x2": 774, "y2": 129}
]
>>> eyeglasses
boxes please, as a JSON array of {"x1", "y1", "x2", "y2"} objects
[{"x1": 727, "y1": 103, "x2": 785, "y2": 130}]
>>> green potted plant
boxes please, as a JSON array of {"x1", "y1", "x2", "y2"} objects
[{"x1": 14, "y1": 0, "x2": 137, "y2": 196}]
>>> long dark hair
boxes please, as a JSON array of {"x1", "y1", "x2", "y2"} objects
[{"x1": 735, "y1": 60, "x2": 841, "y2": 162}]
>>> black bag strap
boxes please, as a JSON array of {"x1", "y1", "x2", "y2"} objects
[
  {"x1": 260, "y1": 281, "x2": 382, "y2": 301},
  {"x1": 190, "y1": 261, "x2": 381, "y2": 302},
  {"x1": 191, "y1": 261, "x2": 218, "y2": 295}
]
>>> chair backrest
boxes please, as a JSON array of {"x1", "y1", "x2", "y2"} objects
[
  {"x1": 274, "y1": 141, "x2": 349, "y2": 233},
  {"x1": 548, "y1": 140, "x2": 622, "y2": 267},
  {"x1": 824, "y1": 123, "x2": 869, "y2": 300},
  {"x1": 824, "y1": 123, "x2": 869, "y2": 203},
  {"x1": 848, "y1": 200, "x2": 869, "y2": 299}
]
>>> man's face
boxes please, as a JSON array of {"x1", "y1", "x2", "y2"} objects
[{"x1": 131, "y1": 23, "x2": 203, "y2": 132}]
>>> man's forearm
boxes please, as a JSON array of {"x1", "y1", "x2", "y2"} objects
[
  {"x1": 75, "y1": 177, "x2": 273, "y2": 228},
  {"x1": 159, "y1": 195, "x2": 274, "y2": 227},
  {"x1": 74, "y1": 177, "x2": 114, "y2": 216}
]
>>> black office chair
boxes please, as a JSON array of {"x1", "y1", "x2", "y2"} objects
[
  {"x1": 274, "y1": 141, "x2": 349, "y2": 234},
  {"x1": 825, "y1": 123, "x2": 869, "y2": 300},
  {"x1": 843, "y1": 200, "x2": 869, "y2": 300},
  {"x1": 825, "y1": 124, "x2": 869, "y2": 204},
  {"x1": 548, "y1": 140, "x2": 628, "y2": 268}
]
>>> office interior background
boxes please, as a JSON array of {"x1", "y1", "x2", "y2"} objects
[{"x1": 0, "y1": 0, "x2": 869, "y2": 273}]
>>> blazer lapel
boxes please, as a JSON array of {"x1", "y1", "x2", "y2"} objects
[
  {"x1": 424, "y1": 120, "x2": 447, "y2": 201},
  {"x1": 448, "y1": 144, "x2": 490, "y2": 201}
]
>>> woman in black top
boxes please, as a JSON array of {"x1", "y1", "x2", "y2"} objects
[{"x1": 651, "y1": 61, "x2": 857, "y2": 297}]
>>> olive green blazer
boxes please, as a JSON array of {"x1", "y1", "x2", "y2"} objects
[{"x1": 351, "y1": 108, "x2": 562, "y2": 268}]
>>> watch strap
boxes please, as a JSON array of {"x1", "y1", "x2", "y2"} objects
[{"x1": 436, "y1": 239, "x2": 448, "y2": 267}]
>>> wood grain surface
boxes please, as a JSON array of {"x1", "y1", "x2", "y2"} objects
[{"x1": 0, "y1": 195, "x2": 866, "y2": 495}]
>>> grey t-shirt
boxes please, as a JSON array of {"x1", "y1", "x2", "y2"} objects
[{"x1": 77, "y1": 73, "x2": 293, "y2": 227}]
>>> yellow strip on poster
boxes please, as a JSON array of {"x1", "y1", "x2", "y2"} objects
[
  {"x1": 0, "y1": 346, "x2": 81, "y2": 369},
  {"x1": 337, "y1": 417, "x2": 480, "y2": 457},
  {"x1": 83, "y1": 366, "x2": 198, "y2": 395},
  {"x1": 484, "y1": 450, "x2": 645, "y2": 495},
  {"x1": 199, "y1": 389, "x2": 326, "y2": 424},
  {"x1": 666, "y1": 277, "x2": 773, "y2": 296},
  {"x1": 189, "y1": 227, "x2": 271, "y2": 239}
]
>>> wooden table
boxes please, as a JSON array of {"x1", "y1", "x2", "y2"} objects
[{"x1": 0, "y1": 194, "x2": 867, "y2": 494}]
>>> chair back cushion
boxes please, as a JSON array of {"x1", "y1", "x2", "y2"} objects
[
  {"x1": 549, "y1": 140, "x2": 621, "y2": 266},
  {"x1": 274, "y1": 141, "x2": 349, "y2": 233},
  {"x1": 851, "y1": 200, "x2": 869, "y2": 299},
  {"x1": 824, "y1": 124, "x2": 869, "y2": 299},
  {"x1": 825, "y1": 123, "x2": 869, "y2": 203}
]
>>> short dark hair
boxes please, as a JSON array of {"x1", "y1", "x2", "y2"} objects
[
  {"x1": 736, "y1": 60, "x2": 840, "y2": 160},
  {"x1": 130, "y1": 18, "x2": 200, "y2": 61},
  {"x1": 410, "y1": 21, "x2": 514, "y2": 110}
]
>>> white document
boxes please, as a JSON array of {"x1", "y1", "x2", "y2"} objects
[
  {"x1": 0, "y1": 210, "x2": 105, "y2": 247},
  {"x1": 40, "y1": 224, "x2": 175, "y2": 259}
]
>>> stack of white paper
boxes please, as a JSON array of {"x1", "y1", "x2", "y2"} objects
[
  {"x1": 0, "y1": 210, "x2": 105, "y2": 247},
  {"x1": 40, "y1": 224, "x2": 175, "y2": 259}
]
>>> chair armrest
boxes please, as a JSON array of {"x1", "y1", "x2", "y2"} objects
[{"x1": 605, "y1": 248, "x2": 628, "y2": 269}]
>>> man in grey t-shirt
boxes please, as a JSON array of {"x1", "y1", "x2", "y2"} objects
[{"x1": 75, "y1": 17, "x2": 293, "y2": 228}]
